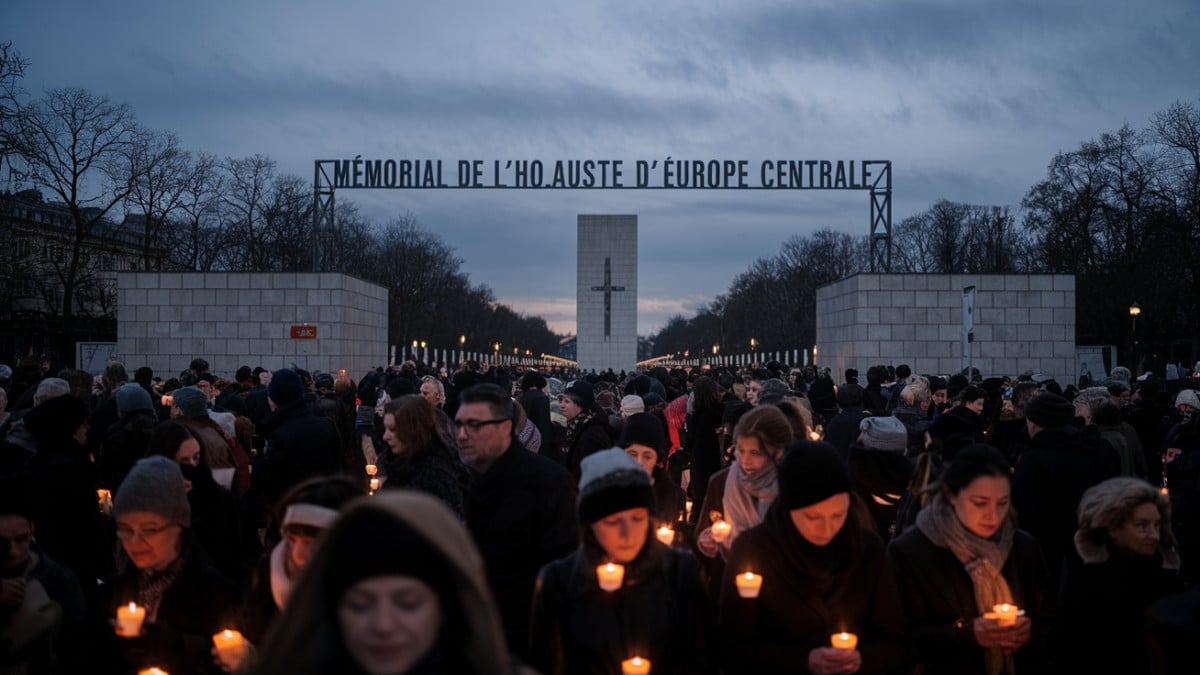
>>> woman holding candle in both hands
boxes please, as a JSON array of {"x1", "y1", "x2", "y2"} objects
[
  {"x1": 95, "y1": 455, "x2": 239, "y2": 675},
  {"x1": 529, "y1": 448, "x2": 715, "y2": 674},
  {"x1": 254, "y1": 490, "x2": 533, "y2": 675},
  {"x1": 719, "y1": 440, "x2": 907, "y2": 675},
  {"x1": 694, "y1": 406, "x2": 793, "y2": 594},
  {"x1": 886, "y1": 444, "x2": 1051, "y2": 675}
]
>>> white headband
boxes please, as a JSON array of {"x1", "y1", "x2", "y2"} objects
[{"x1": 282, "y1": 503, "x2": 340, "y2": 529}]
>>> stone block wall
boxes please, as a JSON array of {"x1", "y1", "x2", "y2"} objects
[
  {"x1": 816, "y1": 274, "x2": 1075, "y2": 381},
  {"x1": 116, "y1": 273, "x2": 388, "y2": 378}
]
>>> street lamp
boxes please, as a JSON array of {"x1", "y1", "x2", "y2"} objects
[{"x1": 1129, "y1": 302, "x2": 1141, "y2": 371}]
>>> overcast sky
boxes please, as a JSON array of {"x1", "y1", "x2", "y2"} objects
[{"x1": 6, "y1": 0, "x2": 1198, "y2": 336}]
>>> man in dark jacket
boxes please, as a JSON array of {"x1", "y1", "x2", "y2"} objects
[
  {"x1": 1012, "y1": 393, "x2": 1118, "y2": 587},
  {"x1": 455, "y1": 383, "x2": 577, "y2": 659},
  {"x1": 98, "y1": 383, "x2": 159, "y2": 490},
  {"x1": 825, "y1": 383, "x2": 871, "y2": 460},
  {"x1": 250, "y1": 369, "x2": 341, "y2": 514},
  {"x1": 516, "y1": 370, "x2": 553, "y2": 454}
]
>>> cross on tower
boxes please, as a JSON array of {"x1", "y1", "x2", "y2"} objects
[{"x1": 590, "y1": 257, "x2": 626, "y2": 338}]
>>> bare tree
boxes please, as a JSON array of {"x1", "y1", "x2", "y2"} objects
[
  {"x1": 126, "y1": 129, "x2": 191, "y2": 269},
  {"x1": 5, "y1": 87, "x2": 141, "y2": 360},
  {"x1": 221, "y1": 154, "x2": 275, "y2": 270}
]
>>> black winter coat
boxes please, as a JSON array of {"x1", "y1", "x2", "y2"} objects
[
  {"x1": 98, "y1": 409, "x2": 159, "y2": 490},
  {"x1": 1011, "y1": 426, "x2": 1117, "y2": 584},
  {"x1": 886, "y1": 526, "x2": 1053, "y2": 675},
  {"x1": 1060, "y1": 548, "x2": 1186, "y2": 674},
  {"x1": 380, "y1": 442, "x2": 470, "y2": 520},
  {"x1": 465, "y1": 440, "x2": 578, "y2": 657},
  {"x1": 251, "y1": 399, "x2": 341, "y2": 508},
  {"x1": 566, "y1": 410, "x2": 616, "y2": 481},
  {"x1": 685, "y1": 404, "x2": 724, "y2": 515},
  {"x1": 825, "y1": 407, "x2": 871, "y2": 461},
  {"x1": 848, "y1": 445, "x2": 913, "y2": 541},
  {"x1": 517, "y1": 388, "x2": 553, "y2": 449},
  {"x1": 530, "y1": 542, "x2": 715, "y2": 675},
  {"x1": 719, "y1": 505, "x2": 908, "y2": 675},
  {"x1": 94, "y1": 547, "x2": 239, "y2": 675}
]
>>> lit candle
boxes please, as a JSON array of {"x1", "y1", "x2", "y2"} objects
[
  {"x1": 735, "y1": 571, "x2": 763, "y2": 598},
  {"x1": 831, "y1": 632, "x2": 858, "y2": 650},
  {"x1": 710, "y1": 520, "x2": 732, "y2": 543},
  {"x1": 212, "y1": 629, "x2": 246, "y2": 669},
  {"x1": 596, "y1": 562, "x2": 625, "y2": 591},
  {"x1": 1161, "y1": 486, "x2": 1169, "y2": 495},
  {"x1": 656, "y1": 525, "x2": 674, "y2": 546},
  {"x1": 685, "y1": 499, "x2": 693, "y2": 520},
  {"x1": 368, "y1": 477, "x2": 381, "y2": 492},
  {"x1": 365, "y1": 464, "x2": 378, "y2": 476},
  {"x1": 621, "y1": 656, "x2": 652, "y2": 675},
  {"x1": 137, "y1": 669, "x2": 169, "y2": 675},
  {"x1": 992, "y1": 603, "x2": 1019, "y2": 627},
  {"x1": 116, "y1": 602, "x2": 146, "y2": 637},
  {"x1": 97, "y1": 489, "x2": 113, "y2": 516}
]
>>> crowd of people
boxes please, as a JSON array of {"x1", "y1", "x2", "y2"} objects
[{"x1": 0, "y1": 354, "x2": 1198, "y2": 674}]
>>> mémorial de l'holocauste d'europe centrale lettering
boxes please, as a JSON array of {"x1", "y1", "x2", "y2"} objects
[{"x1": 322, "y1": 157, "x2": 890, "y2": 190}]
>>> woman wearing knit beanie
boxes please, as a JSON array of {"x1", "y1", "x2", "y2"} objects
[
  {"x1": 529, "y1": 448, "x2": 715, "y2": 675},
  {"x1": 719, "y1": 441, "x2": 907, "y2": 675},
  {"x1": 95, "y1": 455, "x2": 239, "y2": 675},
  {"x1": 888, "y1": 444, "x2": 1051, "y2": 675},
  {"x1": 255, "y1": 491, "x2": 531, "y2": 675}
]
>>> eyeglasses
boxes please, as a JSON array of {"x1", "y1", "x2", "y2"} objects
[
  {"x1": 116, "y1": 523, "x2": 179, "y2": 542},
  {"x1": 456, "y1": 418, "x2": 509, "y2": 431}
]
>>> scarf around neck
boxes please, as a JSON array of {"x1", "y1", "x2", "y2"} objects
[
  {"x1": 564, "y1": 409, "x2": 597, "y2": 450},
  {"x1": 916, "y1": 493, "x2": 1016, "y2": 675},
  {"x1": 721, "y1": 458, "x2": 778, "y2": 553}
]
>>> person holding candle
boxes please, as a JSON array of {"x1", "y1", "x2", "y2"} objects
[
  {"x1": 529, "y1": 448, "x2": 715, "y2": 675},
  {"x1": 254, "y1": 490, "x2": 533, "y2": 675},
  {"x1": 379, "y1": 395, "x2": 470, "y2": 519},
  {"x1": 695, "y1": 406, "x2": 793, "y2": 596},
  {"x1": 1060, "y1": 476, "x2": 1185, "y2": 673},
  {"x1": 887, "y1": 444, "x2": 1051, "y2": 675},
  {"x1": 240, "y1": 475, "x2": 362, "y2": 646},
  {"x1": 719, "y1": 440, "x2": 907, "y2": 675},
  {"x1": 96, "y1": 455, "x2": 239, "y2": 675}
]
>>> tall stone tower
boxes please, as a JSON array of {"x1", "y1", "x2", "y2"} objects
[{"x1": 576, "y1": 215, "x2": 637, "y2": 373}]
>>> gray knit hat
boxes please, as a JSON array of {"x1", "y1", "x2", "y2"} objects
[
  {"x1": 757, "y1": 378, "x2": 792, "y2": 406},
  {"x1": 171, "y1": 386, "x2": 208, "y2": 418},
  {"x1": 116, "y1": 383, "x2": 154, "y2": 415},
  {"x1": 859, "y1": 416, "x2": 909, "y2": 452},
  {"x1": 113, "y1": 456, "x2": 191, "y2": 527},
  {"x1": 577, "y1": 447, "x2": 655, "y2": 524}
]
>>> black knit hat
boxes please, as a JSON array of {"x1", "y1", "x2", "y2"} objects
[
  {"x1": 563, "y1": 380, "x2": 595, "y2": 409},
  {"x1": 577, "y1": 448, "x2": 655, "y2": 524},
  {"x1": 1025, "y1": 393, "x2": 1075, "y2": 429},
  {"x1": 778, "y1": 440, "x2": 852, "y2": 510},
  {"x1": 619, "y1": 413, "x2": 665, "y2": 455}
]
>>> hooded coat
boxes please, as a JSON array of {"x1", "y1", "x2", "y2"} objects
[{"x1": 253, "y1": 491, "x2": 533, "y2": 675}]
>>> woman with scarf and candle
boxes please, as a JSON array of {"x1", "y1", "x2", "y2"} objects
[
  {"x1": 719, "y1": 440, "x2": 907, "y2": 675},
  {"x1": 529, "y1": 448, "x2": 714, "y2": 674},
  {"x1": 887, "y1": 444, "x2": 1052, "y2": 675},
  {"x1": 694, "y1": 405, "x2": 793, "y2": 595},
  {"x1": 95, "y1": 456, "x2": 238, "y2": 675}
]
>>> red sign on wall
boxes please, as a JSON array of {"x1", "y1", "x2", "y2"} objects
[{"x1": 290, "y1": 325, "x2": 317, "y2": 339}]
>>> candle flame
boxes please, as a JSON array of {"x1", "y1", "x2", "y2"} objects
[
  {"x1": 839, "y1": 632, "x2": 849, "y2": 639},
  {"x1": 223, "y1": 629, "x2": 233, "y2": 639},
  {"x1": 605, "y1": 563, "x2": 615, "y2": 572},
  {"x1": 128, "y1": 602, "x2": 136, "y2": 611},
  {"x1": 744, "y1": 572, "x2": 755, "y2": 579},
  {"x1": 1000, "y1": 603, "x2": 1010, "y2": 612},
  {"x1": 632, "y1": 657, "x2": 643, "y2": 665}
]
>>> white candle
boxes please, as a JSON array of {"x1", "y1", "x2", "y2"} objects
[
  {"x1": 621, "y1": 656, "x2": 652, "y2": 675},
  {"x1": 655, "y1": 525, "x2": 674, "y2": 546},
  {"x1": 735, "y1": 571, "x2": 763, "y2": 598},
  {"x1": 596, "y1": 563, "x2": 625, "y2": 591},
  {"x1": 685, "y1": 499, "x2": 693, "y2": 520},
  {"x1": 831, "y1": 632, "x2": 858, "y2": 650},
  {"x1": 710, "y1": 520, "x2": 732, "y2": 543},
  {"x1": 212, "y1": 629, "x2": 246, "y2": 669},
  {"x1": 116, "y1": 602, "x2": 146, "y2": 637},
  {"x1": 992, "y1": 603, "x2": 1019, "y2": 627},
  {"x1": 365, "y1": 463, "x2": 378, "y2": 476}
]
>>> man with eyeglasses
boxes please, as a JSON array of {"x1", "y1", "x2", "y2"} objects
[{"x1": 455, "y1": 383, "x2": 576, "y2": 659}]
